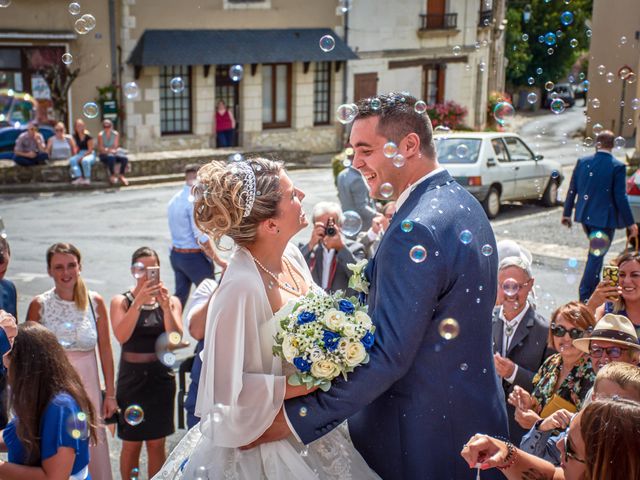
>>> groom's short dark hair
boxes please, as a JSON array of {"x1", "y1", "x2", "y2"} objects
[{"x1": 354, "y1": 92, "x2": 436, "y2": 160}]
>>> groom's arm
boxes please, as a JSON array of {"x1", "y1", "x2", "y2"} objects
[{"x1": 284, "y1": 223, "x2": 446, "y2": 444}]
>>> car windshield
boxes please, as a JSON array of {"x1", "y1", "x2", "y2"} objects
[{"x1": 435, "y1": 138, "x2": 482, "y2": 164}]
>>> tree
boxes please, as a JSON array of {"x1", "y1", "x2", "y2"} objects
[
  {"x1": 505, "y1": 0, "x2": 593, "y2": 87},
  {"x1": 39, "y1": 63, "x2": 81, "y2": 124}
]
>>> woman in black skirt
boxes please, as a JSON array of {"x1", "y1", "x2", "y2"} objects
[{"x1": 110, "y1": 247, "x2": 183, "y2": 479}]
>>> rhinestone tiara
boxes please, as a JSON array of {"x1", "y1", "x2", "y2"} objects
[{"x1": 231, "y1": 161, "x2": 256, "y2": 218}]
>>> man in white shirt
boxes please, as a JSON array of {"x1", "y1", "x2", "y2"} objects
[{"x1": 492, "y1": 255, "x2": 551, "y2": 444}]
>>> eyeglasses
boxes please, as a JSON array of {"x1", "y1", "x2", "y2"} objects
[
  {"x1": 563, "y1": 427, "x2": 586, "y2": 464},
  {"x1": 590, "y1": 346, "x2": 629, "y2": 359},
  {"x1": 551, "y1": 324, "x2": 589, "y2": 339}
]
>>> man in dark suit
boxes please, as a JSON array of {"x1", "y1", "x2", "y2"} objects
[
  {"x1": 562, "y1": 130, "x2": 638, "y2": 302},
  {"x1": 249, "y1": 92, "x2": 508, "y2": 479},
  {"x1": 299, "y1": 201, "x2": 365, "y2": 295},
  {"x1": 492, "y1": 255, "x2": 551, "y2": 444}
]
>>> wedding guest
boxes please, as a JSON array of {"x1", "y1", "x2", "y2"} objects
[
  {"x1": 300, "y1": 201, "x2": 365, "y2": 295},
  {"x1": 46, "y1": 121, "x2": 77, "y2": 162},
  {"x1": 357, "y1": 202, "x2": 395, "y2": 258},
  {"x1": 70, "y1": 118, "x2": 97, "y2": 185},
  {"x1": 110, "y1": 247, "x2": 182, "y2": 479},
  {"x1": 0, "y1": 309, "x2": 17, "y2": 429},
  {"x1": 508, "y1": 301, "x2": 596, "y2": 431},
  {"x1": 98, "y1": 119, "x2": 129, "y2": 186},
  {"x1": 336, "y1": 165, "x2": 377, "y2": 235},
  {"x1": 1, "y1": 322, "x2": 96, "y2": 478},
  {"x1": 25, "y1": 242, "x2": 116, "y2": 480},
  {"x1": 461, "y1": 398, "x2": 640, "y2": 480},
  {"x1": 13, "y1": 122, "x2": 48, "y2": 166},
  {"x1": 214, "y1": 99, "x2": 235, "y2": 148},
  {"x1": 492, "y1": 256, "x2": 551, "y2": 443},
  {"x1": 0, "y1": 237, "x2": 16, "y2": 317}
]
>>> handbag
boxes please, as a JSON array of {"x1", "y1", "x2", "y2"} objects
[
  {"x1": 539, "y1": 393, "x2": 577, "y2": 418},
  {"x1": 87, "y1": 296, "x2": 120, "y2": 425}
]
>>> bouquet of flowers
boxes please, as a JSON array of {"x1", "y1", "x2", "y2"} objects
[{"x1": 273, "y1": 289, "x2": 375, "y2": 392}]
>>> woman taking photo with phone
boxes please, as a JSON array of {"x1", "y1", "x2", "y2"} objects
[
  {"x1": 110, "y1": 247, "x2": 182, "y2": 480},
  {"x1": 1, "y1": 322, "x2": 96, "y2": 478},
  {"x1": 25, "y1": 242, "x2": 116, "y2": 480}
]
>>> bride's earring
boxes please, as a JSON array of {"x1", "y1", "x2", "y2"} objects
[{"x1": 277, "y1": 229, "x2": 280, "y2": 233}]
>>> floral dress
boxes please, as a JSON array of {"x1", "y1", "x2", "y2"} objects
[{"x1": 531, "y1": 353, "x2": 595, "y2": 412}]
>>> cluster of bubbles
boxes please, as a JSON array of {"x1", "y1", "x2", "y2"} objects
[
  {"x1": 319, "y1": 35, "x2": 335, "y2": 53},
  {"x1": 74, "y1": 14, "x2": 97, "y2": 35},
  {"x1": 124, "y1": 405, "x2": 144, "y2": 426},
  {"x1": 588, "y1": 230, "x2": 610, "y2": 257}
]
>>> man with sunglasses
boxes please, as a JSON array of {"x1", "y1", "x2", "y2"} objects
[
  {"x1": 492, "y1": 256, "x2": 552, "y2": 444},
  {"x1": 12, "y1": 121, "x2": 49, "y2": 166}
]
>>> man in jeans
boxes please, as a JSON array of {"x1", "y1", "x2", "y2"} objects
[
  {"x1": 13, "y1": 122, "x2": 49, "y2": 166},
  {"x1": 562, "y1": 130, "x2": 638, "y2": 302}
]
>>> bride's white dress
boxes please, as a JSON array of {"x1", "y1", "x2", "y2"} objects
[{"x1": 154, "y1": 244, "x2": 379, "y2": 479}]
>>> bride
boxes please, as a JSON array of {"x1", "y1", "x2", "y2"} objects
[{"x1": 154, "y1": 158, "x2": 379, "y2": 479}]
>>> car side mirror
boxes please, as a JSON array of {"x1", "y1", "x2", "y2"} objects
[
  {"x1": 487, "y1": 158, "x2": 496, "y2": 167},
  {"x1": 534, "y1": 154, "x2": 544, "y2": 161}
]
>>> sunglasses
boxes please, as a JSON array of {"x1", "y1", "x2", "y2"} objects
[
  {"x1": 563, "y1": 427, "x2": 586, "y2": 464},
  {"x1": 551, "y1": 324, "x2": 589, "y2": 339},
  {"x1": 589, "y1": 346, "x2": 629, "y2": 359}
]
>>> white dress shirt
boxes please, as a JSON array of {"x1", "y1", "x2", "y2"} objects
[
  {"x1": 498, "y1": 302, "x2": 530, "y2": 383},
  {"x1": 321, "y1": 246, "x2": 336, "y2": 290}
]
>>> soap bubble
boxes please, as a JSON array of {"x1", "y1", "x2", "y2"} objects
[
  {"x1": 589, "y1": 230, "x2": 610, "y2": 257},
  {"x1": 341, "y1": 211, "x2": 363, "y2": 236},
  {"x1": 460, "y1": 363, "x2": 469, "y2": 371},
  {"x1": 526, "y1": 92, "x2": 538, "y2": 104},
  {"x1": 632, "y1": 98, "x2": 640, "y2": 110},
  {"x1": 619, "y1": 35, "x2": 628, "y2": 46},
  {"x1": 586, "y1": 29, "x2": 592, "y2": 38},
  {"x1": 493, "y1": 102, "x2": 514, "y2": 126},
  {"x1": 229, "y1": 64, "x2": 243, "y2": 82},
  {"x1": 68, "y1": 2, "x2": 80, "y2": 14},
  {"x1": 522, "y1": 33, "x2": 529, "y2": 41},
  {"x1": 544, "y1": 81, "x2": 555, "y2": 92},
  {"x1": 606, "y1": 72, "x2": 615, "y2": 84},
  {"x1": 336, "y1": 103, "x2": 358, "y2": 124},
  {"x1": 582, "y1": 80, "x2": 590, "y2": 92},
  {"x1": 452, "y1": 45, "x2": 462, "y2": 56},
  {"x1": 583, "y1": 137, "x2": 594, "y2": 147},
  {"x1": 130, "y1": 467, "x2": 140, "y2": 480},
  {"x1": 370, "y1": 98, "x2": 381, "y2": 110},
  {"x1": 123, "y1": 82, "x2": 139, "y2": 99},
  {"x1": 544, "y1": 32, "x2": 556, "y2": 46},
  {"x1": 547, "y1": 48, "x2": 554, "y2": 56},
  {"x1": 414, "y1": 100, "x2": 427, "y2": 114},
  {"x1": 569, "y1": 38, "x2": 578, "y2": 48},
  {"x1": 124, "y1": 405, "x2": 144, "y2": 426},
  {"x1": 392, "y1": 154, "x2": 406, "y2": 168},
  {"x1": 66, "y1": 411, "x2": 89, "y2": 440},
  {"x1": 383, "y1": 142, "x2": 398, "y2": 158},
  {"x1": 560, "y1": 11, "x2": 574, "y2": 26},
  {"x1": 479, "y1": 61, "x2": 486, "y2": 72},
  {"x1": 409, "y1": 245, "x2": 427, "y2": 263},
  {"x1": 527, "y1": 77, "x2": 535, "y2": 85},
  {"x1": 502, "y1": 278, "x2": 519, "y2": 297},
  {"x1": 82, "y1": 102, "x2": 99, "y2": 118},
  {"x1": 438, "y1": 318, "x2": 460, "y2": 340},
  {"x1": 536, "y1": 67, "x2": 543, "y2": 75},
  {"x1": 592, "y1": 123, "x2": 603, "y2": 135},
  {"x1": 74, "y1": 17, "x2": 88, "y2": 34},
  {"x1": 618, "y1": 66, "x2": 631, "y2": 80},
  {"x1": 400, "y1": 220, "x2": 414, "y2": 233},
  {"x1": 62, "y1": 53, "x2": 73, "y2": 65},
  {"x1": 434, "y1": 125, "x2": 451, "y2": 135},
  {"x1": 597, "y1": 65, "x2": 606, "y2": 76},
  {"x1": 481, "y1": 244, "x2": 494, "y2": 256},
  {"x1": 131, "y1": 262, "x2": 146, "y2": 279},
  {"x1": 211, "y1": 403, "x2": 227, "y2": 423},
  {"x1": 81, "y1": 13, "x2": 96, "y2": 31},
  {"x1": 379, "y1": 183, "x2": 394, "y2": 199},
  {"x1": 319, "y1": 35, "x2": 335, "y2": 52},
  {"x1": 459, "y1": 230, "x2": 473, "y2": 245},
  {"x1": 456, "y1": 144, "x2": 469, "y2": 158},
  {"x1": 613, "y1": 136, "x2": 625, "y2": 149},
  {"x1": 299, "y1": 407, "x2": 308, "y2": 417},
  {"x1": 550, "y1": 99, "x2": 565, "y2": 114},
  {"x1": 170, "y1": 77, "x2": 185, "y2": 93}
]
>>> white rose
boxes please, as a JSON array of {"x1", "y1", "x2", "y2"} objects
[
  {"x1": 354, "y1": 311, "x2": 372, "y2": 329},
  {"x1": 342, "y1": 322, "x2": 358, "y2": 337},
  {"x1": 323, "y1": 309, "x2": 346, "y2": 331},
  {"x1": 310, "y1": 359, "x2": 341, "y2": 380},
  {"x1": 344, "y1": 341, "x2": 367, "y2": 367},
  {"x1": 282, "y1": 334, "x2": 298, "y2": 363}
]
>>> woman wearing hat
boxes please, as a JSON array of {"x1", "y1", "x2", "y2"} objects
[{"x1": 507, "y1": 301, "x2": 596, "y2": 431}]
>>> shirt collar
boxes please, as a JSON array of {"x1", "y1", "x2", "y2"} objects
[
  {"x1": 499, "y1": 302, "x2": 530, "y2": 326},
  {"x1": 395, "y1": 167, "x2": 445, "y2": 211}
]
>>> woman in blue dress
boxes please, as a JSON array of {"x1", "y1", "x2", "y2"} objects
[{"x1": 0, "y1": 321, "x2": 96, "y2": 479}]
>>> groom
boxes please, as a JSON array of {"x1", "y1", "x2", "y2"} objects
[{"x1": 249, "y1": 93, "x2": 508, "y2": 479}]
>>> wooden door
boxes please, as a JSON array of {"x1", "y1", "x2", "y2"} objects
[
  {"x1": 427, "y1": 0, "x2": 446, "y2": 28},
  {"x1": 353, "y1": 73, "x2": 378, "y2": 102}
]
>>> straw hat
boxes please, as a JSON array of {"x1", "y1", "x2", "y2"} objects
[{"x1": 573, "y1": 314, "x2": 640, "y2": 353}]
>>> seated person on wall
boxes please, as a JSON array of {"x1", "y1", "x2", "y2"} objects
[
  {"x1": 492, "y1": 255, "x2": 552, "y2": 445},
  {"x1": 69, "y1": 118, "x2": 97, "y2": 185},
  {"x1": 299, "y1": 201, "x2": 366, "y2": 296},
  {"x1": 98, "y1": 119, "x2": 129, "y2": 186},
  {"x1": 13, "y1": 121, "x2": 49, "y2": 166},
  {"x1": 357, "y1": 201, "x2": 396, "y2": 259},
  {"x1": 46, "y1": 122, "x2": 77, "y2": 164}
]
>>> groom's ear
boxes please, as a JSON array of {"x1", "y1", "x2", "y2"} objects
[{"x1": 401, "y1": 132, "x2": 421, "y2": 158}]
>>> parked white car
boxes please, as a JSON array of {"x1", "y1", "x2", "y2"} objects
[{"x1": 434, "y1": 132, "x2": 564, "y2": 218}]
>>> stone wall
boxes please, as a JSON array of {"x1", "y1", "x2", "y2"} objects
[{"x1": 244, "y1": 126, "x2": 342, "y2": 153}]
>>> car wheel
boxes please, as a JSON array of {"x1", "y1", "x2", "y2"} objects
[
  {"x1": 541, "y1": 179, "x2": 558, "y2": 207},
  {"x1": 482, "y1": 187, "x2": 500, "y2": 218}
]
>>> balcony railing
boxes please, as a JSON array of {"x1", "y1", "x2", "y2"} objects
[
  {"x1": 479, "y1": 9, "x2": 493, "y2": 27},
  {"x1": 419, "y1": 13, "x2": 458, "y2": 30}
]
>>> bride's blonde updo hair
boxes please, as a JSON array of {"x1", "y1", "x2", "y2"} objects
[{"x1": 193, "y1": 157, "x2": 283, "y2": 247}]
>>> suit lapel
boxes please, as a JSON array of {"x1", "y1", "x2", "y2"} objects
[
  {"x1": 492, "y1": 309, "x2": 503, "y2": 354},
  {"x1": 507, "y1": 307, "x2": 535, "y2": 356},
  {"x1": 311, "y1": 247, "x2": 323, "y2": 285}
]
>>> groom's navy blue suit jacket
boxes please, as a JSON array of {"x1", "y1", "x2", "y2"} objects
[{"x1": 286, "y1": 170, "x2": 509, "y2": 479}]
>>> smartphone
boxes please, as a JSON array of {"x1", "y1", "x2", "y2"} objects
[
  {"x1": 602, "y1": 265, "x2": 619, "y2": 287},
  {"x1": 145, "y1": 266, "x2": 160, "y2": 286}
]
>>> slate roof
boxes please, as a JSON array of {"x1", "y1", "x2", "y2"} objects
[{"x1": 127, "y1": 28, "x2": 357, "y2": 66}]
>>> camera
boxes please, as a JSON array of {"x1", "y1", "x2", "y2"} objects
[{"x1": 325, "y1": 218, "x2": 337, "y2": 237}]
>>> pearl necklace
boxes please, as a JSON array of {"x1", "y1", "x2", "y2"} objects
[{"x1": 253, "y1": 256, "x2": 301, "y2": 296}]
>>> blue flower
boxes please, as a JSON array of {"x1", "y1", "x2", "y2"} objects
[
  {"x1": 338, "y1": 299, "x2": 355, "y2": 314},
  {"x1": 322, "y1": 330, "x2": 341, "y2": 352},
  {"x1": 361, "y1": 332, "x2": 374, "y2": 350},
  {"x1": 297, "y1": 311, "x2": 316, "y2": 325},
  {"x1": 293, "y1": 357, "x2": 311, "y2": 372}
]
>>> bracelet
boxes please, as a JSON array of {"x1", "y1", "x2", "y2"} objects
[
  {"x1": 496, "y1": 440, "x2": 518, "y2": 470},
  {"x1": 106, "y1": 395, "x2": 116, "y2": 400}
]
